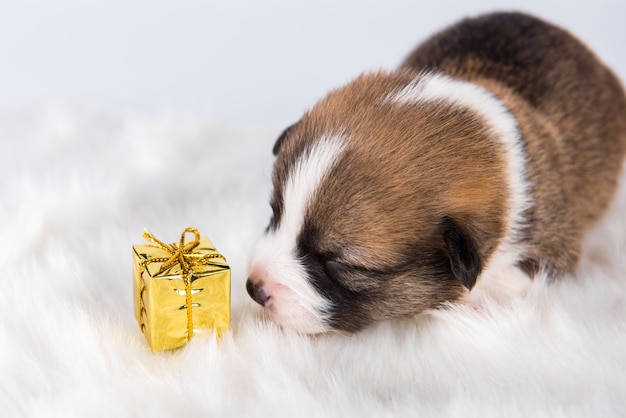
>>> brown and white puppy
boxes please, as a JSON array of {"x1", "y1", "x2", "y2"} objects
[{"x1": 246, "y1": 12, "x2": 626, "y2": 333}]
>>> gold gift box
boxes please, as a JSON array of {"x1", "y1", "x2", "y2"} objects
[{"x1": 132, "y1": 228, "x2": 230, "y2": 351}]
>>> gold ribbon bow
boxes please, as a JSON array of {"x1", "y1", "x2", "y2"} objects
[{"x1": 139, "y1": 227, "x2": 226, "y2": 342}]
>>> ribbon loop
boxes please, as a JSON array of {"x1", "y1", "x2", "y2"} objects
[{"x1": 142, "y1": 227, "x2": 224, "y2": 277}]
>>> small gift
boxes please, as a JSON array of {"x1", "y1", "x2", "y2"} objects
[{"x1": 132, "y1": 227, "x2": 230, "y2": 351}]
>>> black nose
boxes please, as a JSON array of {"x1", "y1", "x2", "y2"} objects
[{"x1": 246, "y1": 278, "x2": 269, "y2": 306}]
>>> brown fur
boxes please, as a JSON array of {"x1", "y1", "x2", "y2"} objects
[
  {"x1": 402, "y1": 12, "x2": 626, "y2": 275},
  {"x1": 272, "y1": 72, "x2": 510, "y2": 327},
  {"x1": 255, "y1": 12, "x2": 626, "y2": 332}
]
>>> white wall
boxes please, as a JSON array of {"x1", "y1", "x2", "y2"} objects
[{"x1": 1, "y1": 0, "x2": 624, "y2": 125}]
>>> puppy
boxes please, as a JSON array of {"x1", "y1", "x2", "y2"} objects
[{"x1": 246, "y1": 12, "x2": 626, "y2": 333}]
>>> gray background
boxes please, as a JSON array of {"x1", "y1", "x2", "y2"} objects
[{"x1": 1, "y1": 0, "x2": 624, "y2": 125}]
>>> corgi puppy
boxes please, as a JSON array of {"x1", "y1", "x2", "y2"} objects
[{"x1": 246, "y1": 12, "x2": 626, "y2": 333}]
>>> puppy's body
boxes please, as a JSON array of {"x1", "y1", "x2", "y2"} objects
[
  {"x1": 403, "y1": 13, "x2": 626, "y2": 276},
  {"x1": 247, "y1": 12, "x2": 626, "y2": 333}
]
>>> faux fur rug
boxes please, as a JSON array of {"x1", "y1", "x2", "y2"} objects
[{"x1": 1, "y1": 102, "x2": 625, "y2": 417}]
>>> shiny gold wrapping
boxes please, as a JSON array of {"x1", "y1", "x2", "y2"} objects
[{"x1": 132, "y1": 231, "x2": 230, "y2": 351}]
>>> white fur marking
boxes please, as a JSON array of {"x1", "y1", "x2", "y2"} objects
[
  {"x1": 282, "y1": 135, "x2": 346, "y2": 242},
  {"x1": 249, "y1": 135, "x2": 346, "y2": 333},
  {"x1": 389, "y1": 72, "x2": 533, "y2": 292}
]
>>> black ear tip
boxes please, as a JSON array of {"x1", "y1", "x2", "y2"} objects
[
  {"x1": 273, "y1": 122, "x2": 298, "y2": 156},
  {"x1": 458, "y1": 263, "x2": 479, "y2": 290},
  {"x1": 441, "y1": 217, "x2": 482, "y2": 290},
  {"x1": 272, "y1": 140, "x2": 282, "y2": 156}
]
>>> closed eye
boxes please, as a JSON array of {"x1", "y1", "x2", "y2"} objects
[
  {"x1": 322, "y1": 254, "x2": 403, "y2": 279},
  {"x1": 323, "y1": 259, "x2": 352, "y2": 280},
  {"x1": 321, "y1": 256, "x2": 392, "y2": 292}
]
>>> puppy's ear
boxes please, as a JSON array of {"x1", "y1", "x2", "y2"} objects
[
  {"x1": 273, "y1": 122, "x2": 298, "y2": 156},
  {"x1": 441, "y1": 217, "x2": 482, "y2": 290}
]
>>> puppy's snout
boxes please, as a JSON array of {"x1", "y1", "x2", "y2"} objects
[{"x1": 246, "y1": 278, "x2": 269, "y2": 306}]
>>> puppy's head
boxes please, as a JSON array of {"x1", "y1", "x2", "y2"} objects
[{"x1": 247, "y1": 71, "x2": 510, "y2": 333}]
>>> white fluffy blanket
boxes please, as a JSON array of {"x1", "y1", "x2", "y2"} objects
[{"x1": 1, "y1": 103, "x2": 625, "y2": 417}]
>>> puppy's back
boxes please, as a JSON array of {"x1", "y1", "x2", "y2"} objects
[{"x1": 402, "y1": 12, "x2": 626, "y2": 275}]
